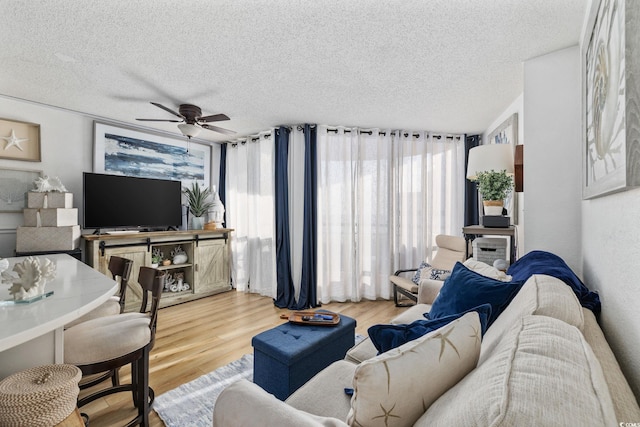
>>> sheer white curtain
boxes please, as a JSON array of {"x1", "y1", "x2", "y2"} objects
[
  {"x1": 225, "y1": 132, "x2": 277, "y2": 297},
  {"x1": 316, "y1": 127, "x2": 393, "y2": 303},
  {"x1": 392, "y1": 132, "x2": 465, "y2": 271},
  {"x1": 317, "y1": 127, "x2": 464, "y2": 303}
]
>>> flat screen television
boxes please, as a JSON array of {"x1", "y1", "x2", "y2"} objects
[{"x1": 83, "y1": 172, "x2": 183, "y2": 231}]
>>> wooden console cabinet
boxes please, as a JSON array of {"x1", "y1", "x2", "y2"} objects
[{"x1": 83, "y1": 229, "x2": 232, "y2": 310}]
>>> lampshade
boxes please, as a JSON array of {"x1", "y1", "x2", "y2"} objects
[
  {"x1": 466, "y1": 144, "x2": 515, "y2": 180},
  {"x1": 177, "y1": 123, "x2": 202, "y2": 139}
]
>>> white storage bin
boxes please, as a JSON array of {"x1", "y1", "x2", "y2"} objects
[{"x1": 472, "y1": 237, "x2": 507, "y2": 266}]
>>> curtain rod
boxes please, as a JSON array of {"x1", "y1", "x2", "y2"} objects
[
  {"x1": 229, "y1": 132, "x2": 273, "y2": 147},
  {"x1": 227, "y1": 126, "x2": 461, "y2": 146},
  {"x1": 325, "y1": 128, "x2": 460, "y2": 140}
]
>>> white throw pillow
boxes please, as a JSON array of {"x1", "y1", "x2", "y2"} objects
[
  {"x1": 463, "y1": 258, "x2": 512, "y2": 281},
  {"x1": 347, "y1": 312, "x2": 481, "y2": 427},
  {"x1": 213, "y1": 379, "x2": 349, "y2": 427}
]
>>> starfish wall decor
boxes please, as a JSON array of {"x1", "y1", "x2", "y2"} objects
[
  {"x1": 1, "y1": 129, "x2": 29, "y2": 151},
  {"x1": 0, "y1": 119, "x2": 41, "y2": 161}
]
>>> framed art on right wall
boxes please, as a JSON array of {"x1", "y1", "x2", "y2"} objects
[{"x1": 582, "y1": 0, "x2": 640, "y2": 199}]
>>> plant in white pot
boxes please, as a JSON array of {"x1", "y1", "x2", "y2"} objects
[
  {"x1": 475, "y1": 170, "x2": 514, "y2": 215},
  {"x1": 151, "y1": 248, "x2": 163, "y2": 268},
  {"x1": 183, "y1": 183, "x2": 213, "y2": 230}
]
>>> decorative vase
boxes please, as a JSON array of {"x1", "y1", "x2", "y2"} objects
[
  {"x1": 483, "y1": 200, "x2": 504, "y2": 216},
  {"x1": 151, "y1": 263, "x2": 159, "y2": 269},
  {"x1": 191, "y1": 216, "x2": 204, "y2": 230},
  {"x1": 209, "y1": 187, "x2": 225, "y2": 229}
]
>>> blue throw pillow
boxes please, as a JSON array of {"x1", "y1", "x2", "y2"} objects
[
  {"x1": 428, "y1": 262, "x2": 523, "y2": 328},
  {"x1": 411, "y1": 261, "x2": 431, "y2": 285},
  {"x1": 368, "y1": 303, "x2": 491, "y2": 354},
  {"x1": 429, "y1": 267, "x2": 451, "y2": 280}
]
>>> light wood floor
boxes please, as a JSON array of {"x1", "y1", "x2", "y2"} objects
[{"x1": 80, "y1": 290, "x2": 406, "y2": 426}]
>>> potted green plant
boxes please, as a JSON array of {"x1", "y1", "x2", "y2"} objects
[
  {"x1": 183, "y1": 183, "x2": 213, "y2": 230},
  {"x1": 475, "y1": 170, "x2": 514, "y2": 215},
  {"x1": 151, "y1": 248, "x2": 163, "y2": 268}
]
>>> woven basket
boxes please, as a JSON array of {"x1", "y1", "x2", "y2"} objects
[{"x1": 0, "y1": 364, "x2": 81, "y2": 427}]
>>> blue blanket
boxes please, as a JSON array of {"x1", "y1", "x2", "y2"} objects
[{"x1": 507, "y1": 250, "x2": 601, "y2": 314}]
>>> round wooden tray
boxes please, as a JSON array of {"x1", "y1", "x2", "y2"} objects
[{"x1": 279, "y1": 311, "x2": 340, "y2": 326}]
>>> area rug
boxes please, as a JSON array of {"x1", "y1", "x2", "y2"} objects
[
  {"x1": 154, "y1": 334, "x2": 365, "y2": 426},
  {"x1": 153, "y1": 354, "x2": 254, "y2": 427}
]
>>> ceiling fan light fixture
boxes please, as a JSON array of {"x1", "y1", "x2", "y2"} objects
[{"x1": 177, "y1": 123, "x2": 201, "y2": 139}]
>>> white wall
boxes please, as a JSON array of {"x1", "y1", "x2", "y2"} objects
[
  {"x1": 582, "y1": 0, "x2": 640, "y2": 398},
  {"x1": 0, "y1": 96, "x2": 221, "y2": 258},
  {"x1": 524, "y1": 44, "x2": 640, "y2": 399},
  {"x1": 583, "y1": 190, "x2": 640, "y2": 399},
  {"x1": 523, "y1": 46, "x2": 583, "y2": 274}
]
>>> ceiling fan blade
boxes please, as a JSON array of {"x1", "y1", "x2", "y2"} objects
[
  {"x1": 136, "y1": 118, "x2": 183, "y2": 122},
  {"x1": 198, "y1": 113, "x2": 230, "y2": 123},
  {"x1": 150, "y1": 102, "x2": 184, "y2": 119},
  {"x1": 201, "y1": 123, "x2": 236, "y2": 135}
]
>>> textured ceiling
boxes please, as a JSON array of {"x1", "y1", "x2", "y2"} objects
[{"x1": 0, "y1": 0, "x2": 587, "y2": 143}]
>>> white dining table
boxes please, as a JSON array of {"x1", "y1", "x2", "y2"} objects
[{"x1": 0, "y1": 253, "x2": 117, "y2": 379}]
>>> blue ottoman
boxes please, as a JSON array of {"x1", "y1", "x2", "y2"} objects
[{"x1": 252, "y1": 313, "x2": 356, "y2": 400}]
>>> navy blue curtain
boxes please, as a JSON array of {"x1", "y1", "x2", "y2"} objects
[
  {"x1": 273, "y1": 127, "x2": 296, "y2": 308},
  {"x1": 219, "y1": 143, "x2": 227, "y2": 226},
  {"x1": 294, "y1": 124, "x2": 318, "y2": 309},
  {"x1": 464, "y1": 134, "x2": 480, "y2": 226}
]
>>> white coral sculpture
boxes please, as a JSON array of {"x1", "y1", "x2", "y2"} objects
[
  {"x1": 33, "y1": 176, "x2": 68, "y2": 192},
  {"x1": 170, "y1": 246, "x2": 188, "y2": 264},
  {"x1": 1, "y1": 257, "x2": 56, "y2": 300}
]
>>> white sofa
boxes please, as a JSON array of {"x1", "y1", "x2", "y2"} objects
[{"x1": 213, "y1": 269, "x2": 640, "y2": 426}]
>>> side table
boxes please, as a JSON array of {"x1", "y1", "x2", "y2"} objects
[{"x1": 462, "y1": 225, "x2": 517, "y2": 264}]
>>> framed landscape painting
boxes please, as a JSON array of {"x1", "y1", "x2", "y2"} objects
[
  {"x1": 93, "y1": 121, "x2": 211, "y2": 188},
  {"x1": 582, "y1": 0, "x2": 640, "y2": 199}
]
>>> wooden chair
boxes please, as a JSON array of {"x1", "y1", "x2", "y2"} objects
[
  {"x1": 391, "y1": 235, "x2": 467, "y2": 307},
  {"x1": 64, "y1": 266, "x2": 165, "y2": 427},
  {"x1": 65, "y1": 256, "x2": 133, "y2": 329}
]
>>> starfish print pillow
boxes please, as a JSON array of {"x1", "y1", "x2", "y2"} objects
[{"x1": 346, "y1": 311, "x2": 481, "y2": 427}]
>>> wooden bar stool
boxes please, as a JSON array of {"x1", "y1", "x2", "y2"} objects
[
  {"x1": 65, "y1": 255, "x2": 133, "y2": 329},
  {"x1": 64, "y1": 266, "x2": 165, "y2": 427},
  {"x1": 65, "y1": 256, "x2": 134, "y2": 390}
]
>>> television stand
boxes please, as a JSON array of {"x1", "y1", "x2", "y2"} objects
[
  {"x1": 106, "y1": 230, "x2": 142, "y2": 235},
  {"x1": 82, "y1": 229, "x2": 233, "y2": 310}
]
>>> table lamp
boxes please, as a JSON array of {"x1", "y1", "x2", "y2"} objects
[{"x1": 466, "y1": 144, "x2": 514, "y2": 228}]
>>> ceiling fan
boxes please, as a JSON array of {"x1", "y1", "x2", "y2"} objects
[{"x1": 136, "y1": 102, "x2": 235, "y2": 138}]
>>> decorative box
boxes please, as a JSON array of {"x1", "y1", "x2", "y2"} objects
[
  {"x1": 23, "y1": 208, "x2": 78, "y2": 227},
  {"x1": 27, "y1": 192, "x2": 74, "y2": 209},
  {"x1": 16, "y1": 225, "x2": 81, "y2": 252},
  {"x1": 472, "y1": 237, "x2": 507, "y2": 266}
]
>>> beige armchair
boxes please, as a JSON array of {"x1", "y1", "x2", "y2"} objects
[{"x1": 391, "y1": 235, "x2": 467, "y2": 307}]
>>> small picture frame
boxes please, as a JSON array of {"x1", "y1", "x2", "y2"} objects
[
  {"x1": 0, "y1": 118, "x2": 41, "y2": 162},
  {"x1": 0, "y1": 167, "x2": 42, "y2": 212}
]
